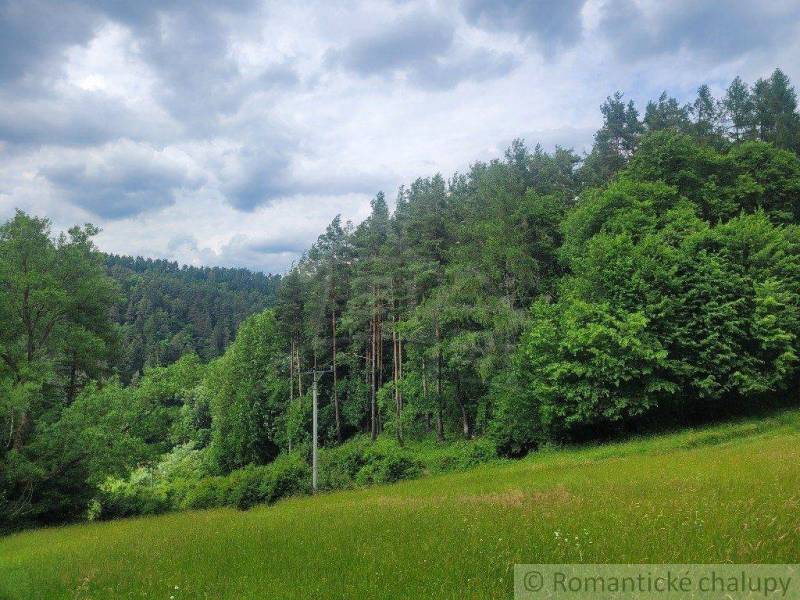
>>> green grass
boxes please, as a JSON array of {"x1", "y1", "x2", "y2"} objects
[{"x1": 2, "y1": 410, "x2": 800, "y2": 599}]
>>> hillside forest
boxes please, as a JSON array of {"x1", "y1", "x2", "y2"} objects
[{"x1": 2, "y1": 69, "x2": 799, "y2": 530}]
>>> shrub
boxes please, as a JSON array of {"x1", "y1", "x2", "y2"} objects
[
  {"x1": 424, "y1": 438, "x2": 498, "y2": 473},
  {"x1": 259, "y1": 452, "x2": 311, "y2": 504},
  {"x1": 354, "y1": 439, "x2": 423, "y2": 486},
  {"x1": 318, "y1": 436, "x2": 424, "y2": 489},
  {"x1": 180, "y1": 477, "x2": 227, "y2": 510},
  {"x1": 227, "y1": 454, "x2": 311, "y2": 510},
  {"x1": 318, "y1": 436, "x2": 372, "y2": 491},
  {"x1": 96, "y1": 443, "x2": 212, "y2": 518},
  {"x1": 97, "y1": 470, "x2": 171, "y2": 519},
  {"x1": 181, "y1": 452, "x2": 311, "y2": 511}
]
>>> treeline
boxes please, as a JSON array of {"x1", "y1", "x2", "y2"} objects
[
  {"x1": 2, "y1": 68, "x2": 799, "y2": 529},
  {"x1": 270, "y1": 68, "x2": 800, "y2": 457},
  {"x1": 105, "y1": 255, "x2": 280, "y2": 381}
]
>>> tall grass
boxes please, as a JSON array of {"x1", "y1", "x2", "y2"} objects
[{"x1": 2, "y1": 409, "x2": 799, "y2": 599}]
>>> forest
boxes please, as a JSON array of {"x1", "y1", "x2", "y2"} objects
[
  {"x1": 2, "y1": 68, "x2": 799, "y2": 531},
  {"x1": 105, "y1": 255, "x2": 280, "y2": 382}
]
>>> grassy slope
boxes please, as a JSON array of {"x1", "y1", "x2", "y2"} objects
[{"x1": 2, "y1": 410, "x2": 799, "y2": 600}]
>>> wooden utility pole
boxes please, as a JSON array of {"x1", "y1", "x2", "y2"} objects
[
  {"x1": 312, "y1": 376, "x2": 318, "y2": 491},
  {"x1": 304, "y1": 365, "x2": 334, "y2": 492}
]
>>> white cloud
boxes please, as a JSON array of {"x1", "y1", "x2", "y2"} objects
[{"x1": 1, "y1": 0, "x2": 799, "y2": 273}]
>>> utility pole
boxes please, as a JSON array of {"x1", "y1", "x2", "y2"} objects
[{"x1": 303, "y1": 365, "x2": 333, "y2": 492}]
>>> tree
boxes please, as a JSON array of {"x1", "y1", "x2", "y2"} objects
[
  {"x1": 210, "y1": 310, "x2": 287, "y2": 472},
  {"x1": 342, "y1": 193, "x2": 392, "y2": 440},
  {"x1": 0, "y1": 211, "x2": 118, "y2": 451},
  {"x1": 580, "y1": 92, "x2": 644, "y2": 186},
  {"x1": 305, "y1": 216, "x2": 353, "y2": 442},
  {"x1": 106, "y1": 254, "x2": 279, "y2": 381},
  {"x1": 496, "y1": 299, "x2": 674, "y2": 445},
  {"x1": 0, "y1": 211, "x2": 142, "y2": 528},
  {"x1": 689, "y1": 84, "x2": 726, "y2": 148},
  {"x1": 724, "y1": 76, "x2": 755, "y2": 141},
  {"x1": 752, "y1": 69, "x2": 800, "y2": 151},
  {"x1": 644, "y1": 92, "x2": 690, "y2": 133}
]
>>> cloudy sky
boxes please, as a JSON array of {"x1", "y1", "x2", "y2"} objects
[{"x1": 2, "y1": 0, "x2": 799, "y2": 273}]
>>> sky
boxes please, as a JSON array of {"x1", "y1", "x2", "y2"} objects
[{"x1": 1, "y1": 0, "x2": 799, "y2": 274}]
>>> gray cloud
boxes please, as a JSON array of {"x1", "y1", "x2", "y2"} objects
[
  {"x1": 461, "y1": 0, "x2": 586, "y2": 50},
  {"x1": 222, "y1": 144, "x2": 392, "y2": 212},
  {"x1": 127, "y1": 8, "x2": 249, "y2": 126},
  {"x1": 0, "y1": 89, "x2": 176, "y2": 147},
  {"x1": 0, "y1": 0, "x2": 288, "y2": 138},
  {"x1": 246, "y1": 237, "x2": 310, "y2": 255},
  {"x1": 258, "y1": 62, "x2": 301, "y2": 88},
  {"x1": 167, "y1": 234, "x2": 198, "y2": 252},
  {"x1": 599, "y1": 0, "x2": 800, "y2": 62},
  {"x1": 199, "y1": 234, "x2": 305, "y2": 273},
  {"x1": 0, "y1": 0, "x2": 100, "y2": 84},
  {"x1": 332, "y1": 14, "x2": 455, "y2": 76},
  {"x1": 40, "y1": 141, "x2": 201, "y2": 219},
  {"x1": 329, "y1": 10, "x2": 521, "y2": 90},
  {"x1": 411, "y1": 49, "x2": 519, "y2": 90},
  {"x1": 224, "y1": 151, "x2": 294, "y2": 211}
]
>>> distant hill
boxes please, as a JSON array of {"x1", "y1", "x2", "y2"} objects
[{"x1": 105, "y1": 254, "x2": 281, "y2": 380}]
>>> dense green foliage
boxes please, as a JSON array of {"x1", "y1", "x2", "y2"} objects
[
  {"x1": 495, "y1": 136, "x2": 800, "y2": 453},
  {"x1": 94, "y1": 435, "x2": 494, "y2": 517},
  {"x1": 208, "y1": 310, "x2": 287, "y2": 471},
  {"x1": 3, "y1": 68, "x2": 800, "y2": 530},
  {"x1": 105, "y1": 255, "x2": 280, "y2": 381},
  {"x1": 275, "y1": 69, "x2": 800, "y2": 457}
]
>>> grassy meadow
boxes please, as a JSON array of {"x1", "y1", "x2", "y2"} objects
[{"x1": 2, "y1": 409, "x2": 799, "y2": 599}]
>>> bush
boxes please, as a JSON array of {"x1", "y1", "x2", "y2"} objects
[
  {"x1": 227, "y1": 454, "x2": 311, "y2": 510},
  {"x1": 354, "y1": 439, "x2": 423, "y2": 486},
  {"x1": 181, "y1": 452, "x2": 311, "y2": 511},
  {"x1": 99, "y1": 434, "x2": 498, "y2": 520},
  {"x1": 96, "y1": 443, "x2": 212, "y2": 518},
  {"x1": 424, "y1": 438, "x2": 498, "y2": 473},
  {"x1": 318, "y1": 436, "x2": 372, "y2": 490},
  {"x1": 261, "y1": 453, "x2": 312, "y2": 504},
  {"x1": 97, "y1": 470, "x2": 171, "y2": 519},
  {"x1": 318, "y1": 436, "x2": 423, "y2": 489},
  {"x1": 180, "y1": 476, "x2": 228, "y2": 510}
]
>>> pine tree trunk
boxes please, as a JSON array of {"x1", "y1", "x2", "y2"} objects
[
  {"x1": 12, "y1": 412, "x2": 28, "y2": 451},
  {"x1": 377, "y1": 313, "x2": 383, "y2": 389},
  {"x1": 370, "y1": 313, "x2": 377, "y2": 441},
  {"x1": 296, "y1": 347, "x2": 303, "y2": 400},
  {"x1": 398, "y1": 335, "x2": 403, "y2": 412},
  {"x1": 435, "y1": 322, "x2": 444, "y2": 442},
  {"x1": 364, "y1": 346, "x2": 370, "y2": 433},
  {"x1": 459, "y1": 402, "x2": 469, "y2": 438},
  {"x1": 421, "y1": 354, "x2": 430, "y2": 432},
  {"x1": 393, "y1": 320, "x2": 402, "y2": 445},
  {"x1": 290, "y1": 339, "x2": 295, "y2": 404},
  {"x1": 332, "y1": 311, "x2": 341, "y2": 442},
  {"x1": 455, "y1": 376, "x2": 470, "y2": 439},
  {"x1": 376, "y1": 312, "x2": 383, "y2": 434},
  {"x1": 16, "y1": 286, "x2": 32, "y2": 450},
  {"x1": 288, "y1": 339, "x2": 294, "y2": 452}
]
